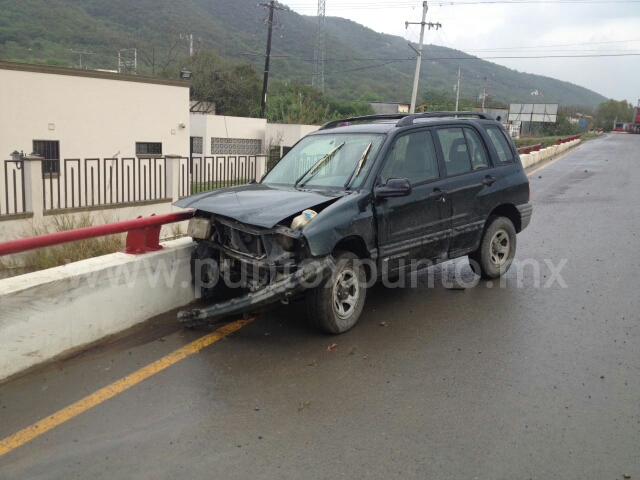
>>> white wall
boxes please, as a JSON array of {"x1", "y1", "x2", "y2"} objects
[
  {"x1": 0, "y1": 63, "x2": 190, "y2": 160},
  {"x1": 0, "y1": 237, "x2": 196, "y2": 381}
]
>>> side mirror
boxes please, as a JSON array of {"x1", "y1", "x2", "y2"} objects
[{"x1": 374, "y1": 177, "x2": 412, "y2": 199}]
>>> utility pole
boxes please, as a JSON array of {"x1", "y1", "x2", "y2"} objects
[
  {"x1": 118, "y1": 48, "x2": 137, "y2": 73},
  {"x1": 481, "y1": 76, "x2": 489, "y2": 112},
  {"x1": 455, "y1": 67, "x2": 461, "y2": 112},
  {"x1": 259, "y1": 1, "x2": 286, "y2": 118},
  {"x1": 406, "y1": 2, "x2": 441, "y2": 114},
  {"x1": 71, "y1": 49, "x2": 92, "y2": 69},
  {"x1": 181, "y1": 34, "x2": 199, "y2": 56}
]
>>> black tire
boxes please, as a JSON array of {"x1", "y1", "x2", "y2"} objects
[
  {"x1": 305, "y1": 251, "x2": 367, "y2": 334},
  {"x1": 469, "y1": 216, "x2": 517, "y2": 279}
]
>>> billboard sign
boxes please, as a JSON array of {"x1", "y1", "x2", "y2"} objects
[{"x1": 508, "y1": 103, "x2": 558, "y2": 123}]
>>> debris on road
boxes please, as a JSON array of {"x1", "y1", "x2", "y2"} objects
[
  {"x1": 327, "y1": 343, "x2": 338, "y2": 351},
  {"x1": 379, "y1": 322, "x2": 389, "y2": 327},
  {"x1": 298, "y1": 401, "x2": 311, "y2": 411}
]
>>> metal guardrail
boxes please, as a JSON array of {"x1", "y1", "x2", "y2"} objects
[
  {"x1": 517, "y1": 135, "x2": 582, "y2": 155},
  {"x1": 517, "y1": 144, "x2": 542, "y2": 155},
  {"x1": 0, "y1": 210, "x2": 195, "y2": 256}
]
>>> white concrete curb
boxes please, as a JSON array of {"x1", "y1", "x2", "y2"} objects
[
  {"x1": 0, "y1": 238, "x2": 196, "y2": 381},
  {"x1": 519, "y1": 139, "x2": 581, "y2": 169}
]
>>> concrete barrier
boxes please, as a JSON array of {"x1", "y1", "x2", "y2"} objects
[
  {"x1": 0, "y1": 237, "x2": 196, "y2": 381},
  {"x1": 520, "y1": 139, "x2": 580, "y2": 169}
]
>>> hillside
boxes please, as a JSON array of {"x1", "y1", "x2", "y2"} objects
[{"x1": 0, "y1": 0, "x2": 607, "y2": 107}]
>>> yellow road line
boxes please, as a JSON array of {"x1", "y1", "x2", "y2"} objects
[{"x1": 0, "y1": 317, "x2": 255, "y2": 458}]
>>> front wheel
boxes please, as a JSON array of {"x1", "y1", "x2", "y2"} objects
[
  {"x1": 305, "y1": 251, "x2": 367, "y2": 334},
  {"x1": 469, "y1": 216, "x2": 517, "y2": 279}
]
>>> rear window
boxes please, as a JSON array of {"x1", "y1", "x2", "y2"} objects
[
  {"x1": 436, "y1": 128, "x2": 472, "y2": 176},
  {"x1": 484, "y1": 126, "x2": 515, "y2": 165}
]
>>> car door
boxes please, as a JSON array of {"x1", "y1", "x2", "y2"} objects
[
  {"x1": 374, "y1": 129, "x2": 452, "y2": 275},
  {"x1": 434, "y1": 126, "x2": 496, "y2": 256}
]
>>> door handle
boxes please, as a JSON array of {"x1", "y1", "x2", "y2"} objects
[
  {"x1": 429, "y1": 189, "x2": 447, "y2": 202},
  {"x1": 482, "y1": 175, "x2": 496, "y2": 186}
]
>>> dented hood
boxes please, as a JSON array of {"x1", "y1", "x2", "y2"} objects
[{"x1": 173, "y1": 183, "x2": 342, "y2": 228}]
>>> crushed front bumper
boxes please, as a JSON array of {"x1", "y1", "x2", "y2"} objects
[{"x1": 178, "y1": 257, "x2": 334, "y2": 328}]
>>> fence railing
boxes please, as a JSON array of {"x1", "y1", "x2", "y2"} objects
[
  {"x1": 0, "y1": 155, "x2": 269, "y2": 220},
  {"x1": 42, "y1": 157, "x2": 169, "y2": 212},
  {"x1": 2, "y1": 159, "x2": 26, "y2": 216},
  {"x1": 182, "y1": 155, "x2": 264, "y2": 197}
]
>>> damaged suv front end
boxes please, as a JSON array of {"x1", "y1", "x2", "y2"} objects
[
  {"x1": 179, "y1": 210, "x2": 334, "y2": 327},
  {"x1": 174, "y1": 129, "x2": 386, "y2": 330}
]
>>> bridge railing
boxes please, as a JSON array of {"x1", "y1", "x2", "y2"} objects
[{"x1": 0, "y1": 210, "x2": 195, "y2": 257}]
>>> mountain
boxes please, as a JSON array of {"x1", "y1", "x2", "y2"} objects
[{"x1": 0, "y1": 0, "x2": 607, "y2": 108}]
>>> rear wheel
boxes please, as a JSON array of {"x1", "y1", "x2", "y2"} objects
[
  {"x1": 469, "y1": 216, "x2": 517, "y2": 279},
  {"x1": 306, "y1": 251, "x2": 367, "y2": 334}
]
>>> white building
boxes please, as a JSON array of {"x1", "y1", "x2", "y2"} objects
[
  {"x1": 0, "y1": 61, "x2": 190, "y2": 164},
  {"x1": 0, "y1": 61, "x2": 318, "y2": 242}
]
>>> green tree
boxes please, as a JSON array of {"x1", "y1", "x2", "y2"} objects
[
  {"x1": 266, "y1": 82, "x2": 374, "y2": 125},
  {"x1": 183, "y1": 51, "x2": 262, "y2": 117},
  {"x1": 595, "y1": 99, "x2": 634, "y2": 131}
]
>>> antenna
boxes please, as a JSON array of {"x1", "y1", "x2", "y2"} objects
[{"x1": 312, "y1": 0, "x2": 326, "y2": 92}]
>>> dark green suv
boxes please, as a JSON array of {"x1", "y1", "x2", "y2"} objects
[{"x1": 176, "y1": 112, "x2": 532, "y2": 333}]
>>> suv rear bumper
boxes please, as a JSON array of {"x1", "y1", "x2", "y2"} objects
[{"x1": 517, "y1": 203, "x2": 533, "y2": 231}]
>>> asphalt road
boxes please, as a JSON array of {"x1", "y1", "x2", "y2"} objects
[{"x1": 1, "y1": 134, "x2": 639, "y2": 479}]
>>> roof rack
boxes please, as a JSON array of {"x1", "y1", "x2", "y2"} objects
[
  {"x1": 318, "y1": 111, "x2": 497, "y2": 131},
  {"x1": 318, "y1": 114, "x2": 410, "y2": 130},
  {"x1": 395, "y1": 111, "x2": 495, "y2": 127}
]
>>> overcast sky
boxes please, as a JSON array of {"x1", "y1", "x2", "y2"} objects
[{"x1": 285, "y1": 0, "x2": 640, "y2": 104}]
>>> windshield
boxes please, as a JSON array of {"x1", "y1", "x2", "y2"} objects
[{"x1": 262, "y1": 133, "x2": 385, "y2": 189}]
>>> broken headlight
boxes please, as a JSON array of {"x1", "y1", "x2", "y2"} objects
[{"x1": 187, "y1": 217, "x2": 212, "y2": 240}]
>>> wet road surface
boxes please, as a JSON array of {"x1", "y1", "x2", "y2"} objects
[{"x1": 1, "y1": 134, "x2": 639, "y2": 479}]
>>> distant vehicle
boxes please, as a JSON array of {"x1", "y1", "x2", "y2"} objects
[
  {"x1": 176, "y1": 112, "x2": 532, "y2": 333},
  {"x1": 631, "y1": 107, "x2": 640, "y2": 134},
  {"x1": 613, "y1": 123, "x2": 630, "y2": 132}
]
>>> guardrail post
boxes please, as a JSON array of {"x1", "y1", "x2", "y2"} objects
[
  {"x1": 22, "y1": 154, "x2": 44, "y2": 222},
  {"x1": 125, "y1": 214, "x2": 163, "y2": 254},
  {"x1": 165, "y1": 155, "x2": 181, "y2": 204}
]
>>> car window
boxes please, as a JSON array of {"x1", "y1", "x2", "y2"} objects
[
  {"x1": 261, "y1": 133, "x2": 385, "y2": 189},
  {"x1": 380, "y1": 130, "x2": 439, "y2": 185},
  {"x1": 436, "y1": 128, "x2": 472, "y2": 176},
  {"x1": 463, "y1": 128, "x2": 490, "y2": 170},
  {"x1": 484, "y1": 126, "x2": 515, "y2": 164}
]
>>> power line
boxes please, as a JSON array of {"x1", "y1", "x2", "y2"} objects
[
  {"x1": 286, "y1": 0, "x2": 640, "y2": 8},
  {"x1": 423, "y1": 52, "x2": 640, "y2": 59},
  {"x1": 460, "y1": 38, "x2": 640, "y2": 51}
]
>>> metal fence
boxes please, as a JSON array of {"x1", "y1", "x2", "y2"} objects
[
  {"x1": 1, "y1": 155, "x2": 271, "y2": 216},
  {"x1": 42, "y1": 157, "x2": 168, "y2": 211},
  {"x1": 1, "y1": 159, "x2": 26, "y2": 216},
  {"x1": 180, "y1": 155, "x2": 265, "y2": 197}
]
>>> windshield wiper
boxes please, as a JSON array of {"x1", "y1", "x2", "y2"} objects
[
  {"x1": 343, "y1": 142, "x2": 373, "y2": 189},
  {"x1": 294, "y1": 142, "x2": 345, "y2": 189}
]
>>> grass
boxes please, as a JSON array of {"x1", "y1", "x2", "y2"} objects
[{"x1": 0, "y1": 214, "x2": 125, "y2": 279}]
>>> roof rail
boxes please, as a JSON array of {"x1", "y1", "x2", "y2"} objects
[
  {"x1": 318, "y1": 114, "x2": 410, "y2": 130},
  {"x1": 395, "y1": 111, "x2": 495, "y2": 127}
]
